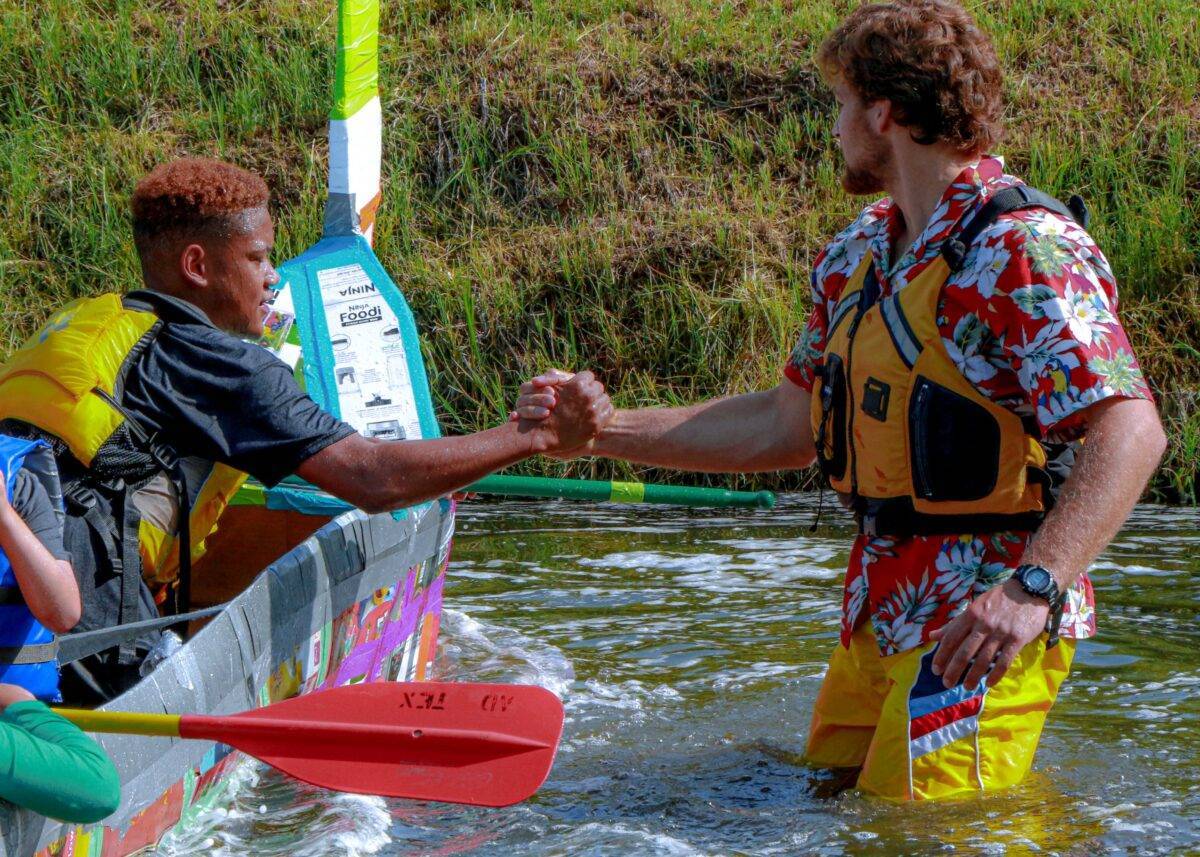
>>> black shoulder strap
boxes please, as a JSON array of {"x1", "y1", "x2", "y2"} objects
[
  {"x1": 61, "y1": 479, "x2": 144, "y2": 664},
  {"x1": 859, "y1": 263, "x2": 883, "y2": 313},
  {"x1": 87, "y1": 382, "x2": 196, "y2": 658},
  {"x1": 944, "y1": 186, "x2": 1089, "y2": 272},
  {"x1": 92, "y1": 391, "x2": 195, "y2": 624}
]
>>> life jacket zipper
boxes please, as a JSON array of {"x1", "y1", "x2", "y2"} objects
[{"x1": 911, "y1": 380, "x2": 933, "y2": 499}]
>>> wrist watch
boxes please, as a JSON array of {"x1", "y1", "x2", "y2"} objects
[
  {"x1": 1013, "y1": 564, "x2": 1061, "y2": 607},
  {"x1": 1013, "y1": 564, "x2": 1065, "y2": 648}
]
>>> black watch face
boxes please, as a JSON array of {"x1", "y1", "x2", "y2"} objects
[{"x1": 1024, "y1": 567, "x2": 1051, "y2": 592}]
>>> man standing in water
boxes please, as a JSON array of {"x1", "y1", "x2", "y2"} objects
[
  {"x1": 518, "y1": 0, "x2": 1165, "y2": 799},
  {"x1": 0, "y1": 158, "x2": 613, "y2": 702}
]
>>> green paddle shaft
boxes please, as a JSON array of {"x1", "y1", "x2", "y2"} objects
[{"x1": 467, "y1": 475, "x2": 774, "y2": 509}]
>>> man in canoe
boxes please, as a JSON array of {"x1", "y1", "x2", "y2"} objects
[
  {"x1": 0, "y1": 157, "x2": 613, "y2": 703},
  {"x1": 516, "y1": 0, "x2": 1166, "y2": 800}
]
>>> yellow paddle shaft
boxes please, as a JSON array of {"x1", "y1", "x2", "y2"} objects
[{"x1": 54, "y1": 708, "x2": 182, "y2": 737}]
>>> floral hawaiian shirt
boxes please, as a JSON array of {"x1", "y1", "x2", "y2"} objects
[{"x1": 785, "y1": 155, "x2": 1152, "y2": 656}]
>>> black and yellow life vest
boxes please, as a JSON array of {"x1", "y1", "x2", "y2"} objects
[
  {"x1": 0, "y1": 295, "x2": 247, "y2": 625},
  {"x1": 811, "y1": 186, "x2": 1088, "y2": 537}
]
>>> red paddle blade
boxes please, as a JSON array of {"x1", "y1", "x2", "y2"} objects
[{"x1": 179, "y1": 682, "x2": 564, "y2": 806}]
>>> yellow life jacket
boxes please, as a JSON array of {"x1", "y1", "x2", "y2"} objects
[
  {"x1": 0, "y1": 294, "x2": 247, "y2": 586},
  {"x1": 809, "y1": 186, "x2": 1087, "y2": 536}
]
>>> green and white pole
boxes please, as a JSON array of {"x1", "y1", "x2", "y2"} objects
[
  {"x1": 325, "y1": 0, "x2": 383, "y2": 241},
  {"x1": 468, "y1": 475, "x2": 775, "y2": 509}
]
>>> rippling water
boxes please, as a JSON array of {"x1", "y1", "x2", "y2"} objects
[{"x1": 158, "y1": 495, "x2": 1200, "y2": 855}]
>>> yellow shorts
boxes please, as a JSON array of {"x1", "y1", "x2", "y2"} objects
[{"x1": 805, "y1": 622, "x2": 1074, "y2": 801}]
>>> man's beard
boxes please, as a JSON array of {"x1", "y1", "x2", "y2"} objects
[{"x1": 840, "y1": 135, "x2": 891, "y2": 195}]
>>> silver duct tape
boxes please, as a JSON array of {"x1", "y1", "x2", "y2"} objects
[{"x1": 322, "y1": 193, "x2": 360, "y2": 237}]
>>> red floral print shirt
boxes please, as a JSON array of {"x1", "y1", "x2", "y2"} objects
[{"x1": 786, "y1": 156, "x2": 1151, "y2": 655}]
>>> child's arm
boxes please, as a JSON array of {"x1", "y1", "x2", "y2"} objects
[
  {"x1": 0, "y1": 469, "x2": 80, "y2": 633},
  {"x1": 0, "y1": 689, "x2": 121, "y2": 823}
]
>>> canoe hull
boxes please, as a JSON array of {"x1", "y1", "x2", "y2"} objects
[{"x1": 0, "y1": 500, "x2": 454, "y2": 857}]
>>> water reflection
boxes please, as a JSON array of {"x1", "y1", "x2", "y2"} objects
[{"x1": 162, "y1": 496, "x2": 1200, "y2": 855}]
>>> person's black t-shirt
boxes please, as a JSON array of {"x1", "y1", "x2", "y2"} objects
[
  {"x1": 10, "y1": 469, "x2": 69, "y2": 562},
  {"x1": 40, "y1": 290, "x2": 358, "y2": 702},
  {"x1": 121, "y1": 290, "x2": 356, "y2": 485}
]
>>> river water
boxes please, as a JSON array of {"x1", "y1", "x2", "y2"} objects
[{"x1": 159, "y1": 495, "x2": 1200, "y2": 855}]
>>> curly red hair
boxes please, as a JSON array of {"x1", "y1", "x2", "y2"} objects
[
  {"x1": 131, "y1": 158, "x2": 269, "y2": 250},
  {"x1": 818, "y1": 0, "x2": 1004, "y2": 155}
]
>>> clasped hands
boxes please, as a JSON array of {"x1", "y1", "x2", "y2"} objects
[{"x1": 512, "y1": 368, "x2": 612, "y2": 457}]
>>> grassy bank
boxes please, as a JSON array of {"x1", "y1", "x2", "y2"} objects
[{"x1": 1, "y1": 0, "x2": 1197, "y2": 502}]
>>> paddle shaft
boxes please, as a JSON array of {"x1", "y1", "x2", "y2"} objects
[
  {"x1": 56, "y1": 708, "x2": 180, "y2": 737},
  {"x1": 468, "y1": 474, "x2": 774, "y2": 509}
]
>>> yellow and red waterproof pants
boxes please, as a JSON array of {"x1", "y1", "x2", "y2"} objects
[{"x1": 805, "y1": 623, "x2": 1074, "y2": 800}]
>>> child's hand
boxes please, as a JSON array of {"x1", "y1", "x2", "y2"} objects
[{"x1": 0, "y1": 683, "x2": 34, "y2": 711}]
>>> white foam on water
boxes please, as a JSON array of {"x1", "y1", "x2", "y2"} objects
[
  {"x1": 1099, "y1": 562, "x2": 1178, "y2": 577},
  {"x1": 713, "y1": 536, "x2": 844, "y2": 564},
  {"x1": 711, "y1": 661, "x2": 804, "y2": 689},
  {"x1": 1080, "y1": 801, "x2": 1141, "y2": 820},
  {"x1": 576, "y1": 551, "x2": 730, "y2": 572},
  {"x1": 568, "y1": 676, "x2": 682, "y2": 712},
  {"x1": 154, "y1": 757, "x2": 392, "y2": 856},
  {"x1": 154, "y1": 757, "x2": 262, "y2": 855},
  {"x1": 322, "y1": 793, "x2": 391, "y2": 856},
  {"x1": 438, "y1": 608, "x2": 575, "y2": 698},
  {"x1": 552, "y1": 821, "x2": 709, "y2": 856},
  {"x1": 573, "y1": 544, "x2": 844, "y2": 594}
]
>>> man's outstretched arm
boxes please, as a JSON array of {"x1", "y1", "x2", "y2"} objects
[
  {"x1": 517, "y1": 372, "x2": 816, "y2": 473},
  {"x1": 299, "y1": 371, "x2": 612, "y2": 513}
]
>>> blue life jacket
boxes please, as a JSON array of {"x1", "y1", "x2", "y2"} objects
[{"x1": 0, "y1": 435, "x2": 63, "y2": 702}]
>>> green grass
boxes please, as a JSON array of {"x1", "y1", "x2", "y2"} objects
[{"x1": 1, "y1": 0, "x2": 1197, "y2": 501}]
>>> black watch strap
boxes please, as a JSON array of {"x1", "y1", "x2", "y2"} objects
[{"x1": 1046, "y1": 598, "x2": 1065, "y2": 649}]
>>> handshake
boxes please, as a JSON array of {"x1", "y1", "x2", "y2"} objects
[{"x1": 509, "y1": 369, "x2": 612, "y2": 459}]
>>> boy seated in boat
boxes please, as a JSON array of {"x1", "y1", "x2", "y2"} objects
[
  {"x1": 0, "y1": 157, "x2": 613, "y2": 704},
  {"x1": 0, "y1": 439, "x2": 120, "y2": 822}
]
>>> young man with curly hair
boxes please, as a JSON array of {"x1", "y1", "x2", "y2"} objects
[
  {"x1": 0, "y1": 157, "x2": 612, "y2": 702},
  {"x1": 518, "y1": 0, "x2": 1165, "y2": 799}
]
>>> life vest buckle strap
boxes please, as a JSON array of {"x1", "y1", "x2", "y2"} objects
[
  {"x1": 146, "y1": 436, "x2": 179, "y2": 473},
  {"x1": 63, "y1": 480, "x2": 100, "y2": 513},
  {"x1": 855, "y1": 497, "x2": 1045, "y2": 538}
]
